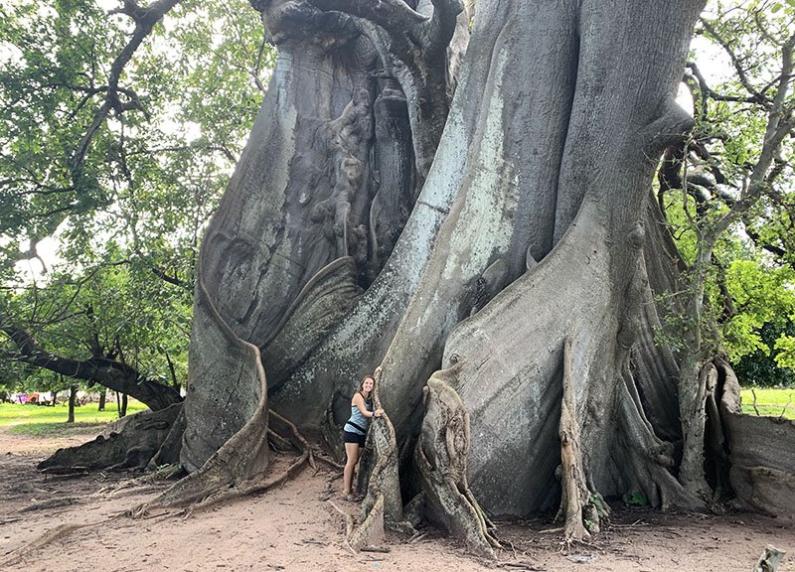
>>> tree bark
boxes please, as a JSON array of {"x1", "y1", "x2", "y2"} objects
[
  {"x1": 168, "y1": 0, "x2": 795, "y2": 542},
  {"x1": 67, "y1": 385, "x2": 77, "y2": 423},
  {"x1": 98, "y1": 389, "x2": 106, "y2": 411},
  {"x1": 39, "y1": 403, "x2": 183, "y2": 473},
  {"x1": 180, "y1": 0, "x2": 468, "y2": 470}
]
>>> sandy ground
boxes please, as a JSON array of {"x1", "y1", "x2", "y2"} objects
[{"x1": 1, "y1": 425, "x2": 794, "y2": 572}]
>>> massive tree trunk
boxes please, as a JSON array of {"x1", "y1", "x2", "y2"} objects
[
  {"x1": 181, "y1": 0, "x2": 469, "y2": 471},
  {"x1": 155, "y1": 0, "x2": 794, "y2": 547}
]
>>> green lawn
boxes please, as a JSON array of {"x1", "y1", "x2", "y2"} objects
[
  {"x1": 740, "y1": 387, "x2": 795, "y2": 419},
  {"x1": 0, "y1": 400, "x2": 148, "y2": 436}
]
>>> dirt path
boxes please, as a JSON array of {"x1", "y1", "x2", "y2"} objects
[{"x1": 1, "y1": 426, "x2": 793, "y2": 572}]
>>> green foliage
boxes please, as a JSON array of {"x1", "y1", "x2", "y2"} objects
[
  {"x1": 734, "y1": 323, "x2": 795, "y2": 387},
  {"x1": 722, "y1": 260, "x2": 795, "y2": 361},
  {"x1": 0, "y1": 1, "x2": 275, "y2": 390},
  {"x1": 739, "y1": 387, "x2": 795, "y2": 417},
  {"x1": 773, "y1": 334, "x2": 795, "y2": 370},
  {"x1": 660, "y1": 0, "x2": 795, "y2": 384},
  {"x1": 622, "y1": 490, "x2": 649, "y2": 507}
]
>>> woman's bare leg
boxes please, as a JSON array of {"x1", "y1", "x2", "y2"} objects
[{"x1": 343, "y1": 442, "x2": 360, "y2": 495}]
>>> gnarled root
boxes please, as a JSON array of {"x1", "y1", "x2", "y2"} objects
[
  {"x1": 329, "y1": 494, "x2": 386, "y2": 553},
  {"x1": 354, "y1": 368, "x2": 412, "y2": 538},
  {"x1": 94, "y1": 464, "x2": 184, "y2": 499},
  {"x1": 558, "y1": 337, "x2": 607, "y2": 542},
  {"x1": 415, "y1": 367, "x2": 500, "y2": 558},
  {"x1": 37, "y1": 403, "x2": 182, "y2": 474},
  {"x1": 130, "y1": 409, "x2": 312, "y2": 517},
  {"x1": 754, "y1": 545, "x2": 786, "y2": 572}
]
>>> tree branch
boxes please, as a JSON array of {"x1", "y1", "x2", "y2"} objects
[
  {"x1": 685, "y1": 62, "x2": 763, "y2": 106},
  {"x1": 308, "y1": 0, "x2": 426, "y2": 36},
  {"x1": 710, "y1": 32, "x2": 795, "y2": 237},
  {"x1": 0, "y1": 315, "x2": 181, "y2": 410},
  {"x1": 699, "y1": 18, "x2": 768, "y2": 107},
  {"x1": 71, "y1": 0, "x2": 183, "y2": 177}
]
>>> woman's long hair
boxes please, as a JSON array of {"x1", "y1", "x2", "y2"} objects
[{"x1": 357, "y1": 374, "x2": 375, "y2": 400}]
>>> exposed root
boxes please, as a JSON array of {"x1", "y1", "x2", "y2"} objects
[
  {"x1": 19, "y1": 497, "x2": 80, "y2": 512},
  {"x1": 328, "y1": 494, "x2": 386, "y2": 553},
  {"x1": 131, "y1": 411, "x2": 313, "y2": 517},
  {"x1": 270, "y1": 409, "x2": 316, "y2": 469},
  {"x1": 415, "y1": 367, "x2": 500, "y2": 559},
  {"x1": 328, "y1": 499, "x2": 355, "y2": 539},
  {"x1": 268, "y1": 428, "x2": 296, "y2": 452},
  {"x1": 94, "y1": 464, "x2": 183, "y2": 499},
  {"x1": 355, "y1": 367, "x2": 410, "y2": 539},
  {"x1": 754, "y1": 545, "x2": 786, "y2": 572},
  {"x1": 558, "y1": 337, "x2": 604, "y2": 542},
  {"x1": 37, "y1": 403, "x2": 182, "y2": 474},
  {"x1": 350, "y1": 493, "x2": 386, "y2": 551},
  {"x1": 0, "y1": 520, "x2": 106, "y2": 568},
  {"x1": 616, "y1": 369, "x2": 704, "y2": 511},
  {"x1": 190, "y1": 449, "x2": 309, "y2": 513},
  {"x1": 312, "y1": 448, "x2": 345, "y2": 471}
]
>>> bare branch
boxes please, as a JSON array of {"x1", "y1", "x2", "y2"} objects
[
  {"x1": 71, "y1": 0, "x2": 183, "y2": 177},
  {"x1": 685, "y1": 62, "x2": 764, "y2": 106},
  {"x1": 699, "y1": 18, "x2": 768, "y2": 107}
]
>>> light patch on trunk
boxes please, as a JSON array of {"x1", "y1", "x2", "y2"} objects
[{"x1": 443, "y1": 48, "x2": 517, "y2": 281}]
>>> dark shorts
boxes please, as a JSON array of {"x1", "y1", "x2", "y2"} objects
[{"x1": 343, "y1": 430, "x2": 366, "y2": 446}]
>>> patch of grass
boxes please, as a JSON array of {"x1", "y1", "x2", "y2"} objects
[
  {"x1": 0, "y1": 400, "x2": 148, "y2": 437},
  {"x1": 740, "y1": 387, "x2": 795, "y2": 420},
  {"x1": 8, "y1": 421, "x2": 109, "y2": 437}
]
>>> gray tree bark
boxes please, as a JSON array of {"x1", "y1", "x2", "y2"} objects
[{"x1": 146, "y1": 0, "x2": 795, "y2": 545}]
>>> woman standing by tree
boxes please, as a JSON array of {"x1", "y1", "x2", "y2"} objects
[{"x1": 342, "y1": 369, "x2": 384, "y2": 500}]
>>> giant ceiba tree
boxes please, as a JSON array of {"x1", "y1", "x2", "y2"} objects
[{"x1": 118, "y1": 0, "x2": 795, "y2": 555}]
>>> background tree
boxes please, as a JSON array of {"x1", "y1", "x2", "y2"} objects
[
  {"x1": 657, "y1": 0, "x2": 795, "y2": 500},
  {"x1": 0, "y1": 0, "x2": 274, "y2": 401}
]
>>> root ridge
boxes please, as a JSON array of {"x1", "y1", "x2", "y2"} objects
[{"x1": 415, "y1": 367, "x2": 500, "y2": 558}]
